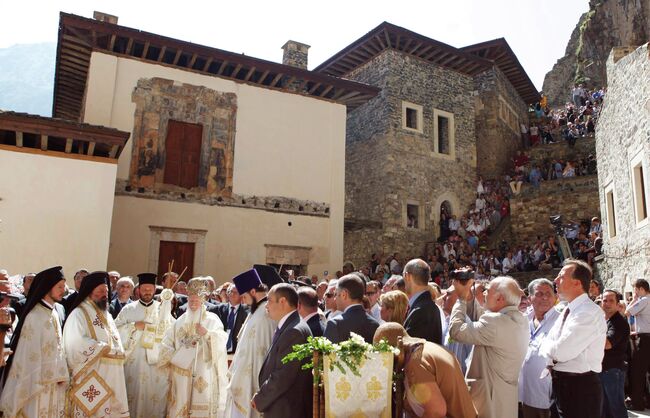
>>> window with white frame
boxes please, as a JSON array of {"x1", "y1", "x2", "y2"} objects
[
  {"x1": 402, "y1": 101, "x2": 423, "y2": 133},
  {"x1": 631, "y1": 152, "x2": 648, "y2": 226}
]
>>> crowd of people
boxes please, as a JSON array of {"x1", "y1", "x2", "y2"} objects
[{"x1": 0, "y1": 252, "x2": 648, "y2": 418}]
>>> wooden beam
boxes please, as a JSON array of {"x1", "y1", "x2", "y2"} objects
[
  {"x1": 414, "y1": 44, "x2": 432, "y2": 56},
  {"x1": 142, "y1": 41, "x2": 150, "y2": 58},
  {"x1": 40, "y1": 134, "x2": 48, "y2": 151},
  {"x1": 395, "y1": 35, "x2": 401, "y2": 50},
  {"x1": 172, "y1": 49, "x2": 183, "y2": 65},
  {"x1": 15, "y1": 131, "x2": 23, "y2": 147},
  {"x1": 270, "y1": 73, "x2": 284, "y2": 87},
  {"x1": 108, "y1": 34, "x2": 116, "y2": 51},
  {"x1": 61, "y1": 41, "x2": 91, "y2": 54},
  {"x1": 423, "y1": 49, "x2": 444, "y2": 60},
  {"x1": 125, "y1": 38, "x2": 134, "y2": 55},
  {"x1": 440, "y1": 55, "x2": 462, "y2": 66},
  {"x1": 338, "y1": 91, "x2": 361, "y2": 101},
  {"x1": 331, "y1": 89, "x2": 347, "y2": 100},
  {"x1": 87, "y1": 141, "x2": 96, "y2": 156},
  {"x1": 65, "y1": 138, "x2": 73, "y2": 153},
  {"x1": 188, "y1": 53, "x2": 198, "y2": 68},
  {"x1": 402, "y1": 38, "x2": 413, "y2": 52},
  {"x1": 62, "y1": 34, "x2": 92, "y2": 48},
  {"x1": 60, "y1": 53, "x2": 90, "y2": 67},
  {"x1": 257, "y1": 69, "x2": 270, "y2": 83},
  {"x1": 202, "y1": 57, "x2": 213, "y2": 72},
  {"x1": 308, "y1": 82, "x2": 322, "y2": 94},
  {"x1": 217, "y1": 60, "x2": 229, "y2": 75},
  {"x1": 243, "y1": 66, "x2": 256, "y2": 81},
  {"x1": 109, "y1": 144, "x2": 119, "y2": 158},
  {"x1": 359, "y1": 43, "x2": 378, "y2": 55},
  {"x1": 230, "y1": 64, "x2": 242, "y2": 78},
  {"x1": 157, "y1": 46, "x2": 166, "y2": 62},
  {"x1": 383, "y1": 29, "x2": 391, "y2": 48},
  {"x1": 374, "y1": 34, "x2": 385, "y2": 49},
  {"x1": 297, "y1": 79, "x2": 309, "y2": 91},
  {"x1": 319, "y1": 85, "x2": 334, "y2": 97}
]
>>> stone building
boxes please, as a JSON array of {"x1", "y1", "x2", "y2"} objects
[
  {"x1": 596, "y1": 44, "x2": 650, "y2": 292},
  {"x1": 315, "y1": 23, "x2": 538, "y2": 266},
  {"x1": 50, "y1": 12, "x2": 378, "y2": 280}
]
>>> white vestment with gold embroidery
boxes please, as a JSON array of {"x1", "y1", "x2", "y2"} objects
[
  {"x1": 0, "y1": 304, "x2": 68, "y2": 418},
  {"x1": 115, "y1": 298, "x2": 174, "y2": 418},
  {"x1": 224, "y1": 301, "x2": 276, "y2": 418},
  {"x1": 159, "y1": 306, "x2": 228, "y2": 418},
  {"x1": 63, "y1": 300, "x2": 129, "y2": 417}
]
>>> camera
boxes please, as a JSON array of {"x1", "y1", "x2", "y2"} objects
[{"x1": 450, "y1": 267, "x2": 474, "y2": 281}]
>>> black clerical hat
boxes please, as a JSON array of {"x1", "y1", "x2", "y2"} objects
[
  {"x1": 137, "y1": 273, "x2": 157, "y2": 286},
  {"x1": 233, "y1": 269, "x2": 262, "y2": 294},
  {"x1": 253, "y1": 264, "x2": 284, "y2": 288},
  {"x1": 68, "y1": 271, "x2": 110, "y2": 313}
]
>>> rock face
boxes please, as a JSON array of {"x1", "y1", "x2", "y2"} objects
[{"x1": 543, "y1": 0, "x2": 650, "y2": 106}]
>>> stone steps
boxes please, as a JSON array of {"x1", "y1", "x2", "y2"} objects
[{"x1": 510, "y1": 268, "x2": 561, "y2": 289}]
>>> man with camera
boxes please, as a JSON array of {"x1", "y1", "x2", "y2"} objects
[{"x1": 449, "y1": 270, "x2": 529, "y2": 418}]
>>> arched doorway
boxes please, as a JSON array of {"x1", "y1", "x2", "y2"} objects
[{"x1": 439, "y1": 201, "x2": 453, "y2": 241}]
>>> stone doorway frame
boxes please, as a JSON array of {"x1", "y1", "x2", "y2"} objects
[
  {"x1": 431, "y1": 192, "x2": 461, "y2": 239},
  {"x1": 264, "y1": 244, "x2": 312, "y2": 267},
  {"x1": 148, "y1": 225, "x2": 207, "y2": 275}
]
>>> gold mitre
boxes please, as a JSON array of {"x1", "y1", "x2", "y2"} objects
[{"x1": 187, "y1": 277, "x2": 210, "y2": 299}]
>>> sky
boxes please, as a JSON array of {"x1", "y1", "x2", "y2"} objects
[{"x1": 0, "y1": 0, "x2": 589, "y2": 90}]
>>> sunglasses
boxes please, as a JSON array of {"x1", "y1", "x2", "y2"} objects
[{"x1": 324, "y1": 293, "x2": 335, "y2": 298}]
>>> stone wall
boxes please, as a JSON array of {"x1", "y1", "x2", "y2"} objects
[
  {"x1": 474, "y1": 67, "x2": 529, "y2": 178},
  {"x1": 543, "y1": 0, "x2": 650, "y2": 106},
  {"x1": 510, "y1": 175, "x2": 600, "y2": 246},
  {"x1": 595, "y1": 44, "x2": 650, "y2": 290},
  {"x1": 343, "y1": 50, "x2": 477, "y2": 266},
  {"x1": 527, "y1": 136, "x2": 596, "y2": 164}
]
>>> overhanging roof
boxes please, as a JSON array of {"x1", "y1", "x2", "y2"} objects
[
  {"x1": 315, "y1": 22, "x2": 539, "y2": 105},
  {"x1": 315, "y1": 22, "x2": 493, "y2": 77},
  {"x1": 0, "y1": 111, "x2": 130, "y2": 159},
  {"x1": 53, "y1": 12, "x2": 380, "y2": 121},
  {"x1": 461, "y1": 38, "x2": 540, "y2": 104}
]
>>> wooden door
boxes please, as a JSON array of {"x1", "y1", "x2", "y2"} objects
[
  {"x1": 163, "y1": 120, "x2": 202, "y2": 189},
  {"x1": 158, "y1": 241, "x2": 195, "y2": 280}
]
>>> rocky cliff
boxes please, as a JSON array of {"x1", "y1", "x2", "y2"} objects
[{"x1": 543, "y1": 0, "x2": 649, "y2": 106}]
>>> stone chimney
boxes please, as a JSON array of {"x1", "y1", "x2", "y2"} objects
[
  {"x1": 281, "y1": 41, "x2": 310, "y2": 70},
  {"x1": 93, "y1": 11, "x2": 119, "y2": 25}
]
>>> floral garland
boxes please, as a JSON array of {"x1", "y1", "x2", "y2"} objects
[{"x1": 282, "y1": 333, "x2": 399, "y2": 383}]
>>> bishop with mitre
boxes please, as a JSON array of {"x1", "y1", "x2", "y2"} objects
[
  {"x1": 115, "y1": 272, "x2": 175, "y2": 417},
  {"x1": 63, "y1": 271, "x2": 129, "y2": 417},
  {"x1": 0, "y1": 266, "x2": 69, "y2": 417},
  {"x1": 159, "y1": 277, "x2": 228, "y2": 417}
]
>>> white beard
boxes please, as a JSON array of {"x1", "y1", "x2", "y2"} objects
[{"x1": 186, "y1": 305, "x2": 204, "y2": 323}]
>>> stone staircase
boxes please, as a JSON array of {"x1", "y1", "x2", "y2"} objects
[{"x1": 510, "y1": 268, "x2": 561, "y2": 289}]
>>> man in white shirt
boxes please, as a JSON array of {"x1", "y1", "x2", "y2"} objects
[
  {"x1": 365, "y1": 280, "x2": 384, "y2": 324},
  {"x1": 448, "y1": 215, "x2": 460, "y2": 233},
  {"x1": 518, "y1": 278, "x2": 560, "y2": 418},
  {"x1": 625, "y1": 278, "x2": 650, "y2": 411},
  {"x1": 540, "y1": 259, "x2": 607, "y2": 418}
]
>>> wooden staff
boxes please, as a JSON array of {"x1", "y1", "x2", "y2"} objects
[{"x1": 169, "y1": 266, "x2": 188, "y2": 290}]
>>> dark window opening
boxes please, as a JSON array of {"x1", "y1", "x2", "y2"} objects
[
  {"x1": 437, "y1": 116, "x2": 450, "y2": 154},
  {"x1": 405, "y1": 107, "x2": 418, "y2": 130},
  {"x1": 407, "y1": 204, "x2": 419, "y2": 229}
]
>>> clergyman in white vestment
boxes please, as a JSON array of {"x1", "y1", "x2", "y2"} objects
[
  {"x1": 115, "y1": 272, "x2": 175, "y2": 417},
  {"x1": 225, "y1": 268, "x2": 276, "y2": 418},
  {"x1": 0, "y1": 266, "x2": 69, "y2": 418},
  {"x1": 63, "y1": 271, "x2": 130, "y2": 417},
  {"x1": 159, "y1": 277, "x2": 228, "y2": 417}
]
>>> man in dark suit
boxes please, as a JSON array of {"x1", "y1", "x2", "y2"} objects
[
  {"x1": 61, "y1": 269, "x2": 88, "y2": 315},
  {"x1": 297, "y1": 286, "x2": 324, "y2": 337},
  {"x1": 215, "y1": 283, "x2": 250, "y2": 353},
  {"x1": 109, "y1": 276, "x2": 134, "y2": 318},
  {"x1": 403, "y1": 259, "x2": 442, "y2": 344},
  {"x1": 324, "y1": 274, "x2": 380, "y2": 343},
  {"x1": 253, "y1": 283, "x2": 312, "y2": 418}
]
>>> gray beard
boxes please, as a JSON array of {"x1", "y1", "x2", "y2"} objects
[{"x1": 95, "y1": 298, "x2": 108, "y2": 311}]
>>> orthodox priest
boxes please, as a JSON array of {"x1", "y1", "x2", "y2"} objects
[
  {"x1": 0, "y1": 266, "x2": 69, "y2": 417},
  {"x1": 159, "y1": 277, "x2": 229, "y2": 417},
  {"x1": 225, "y1": 267, "x2": 279, "y2": 418},
  {"x1": 63, "y1": 271, "x2": 129, "y2": 417},
  {"x1": 115, "y1": 273, "x2": 175, "y2": 417}
]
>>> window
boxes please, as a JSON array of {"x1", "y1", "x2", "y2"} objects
[
  {"x1": 406, "y1": 204, "x2": 419, "y2": 229},
  {"x1": 605, "y1": 186, "x2": 617, "y2": 238},
  {"x1": 432, "y1": 108, "x2": 455, "y2": 157},
  {"x1": 163, "y1": 120, "x2": 203, "y2": 189},
  {"x1": 402, "y1": 101, "x2": 423, "y2": 133},
  {"x1": 632, "y1": 158, "x2": 648, "y2": 225}
]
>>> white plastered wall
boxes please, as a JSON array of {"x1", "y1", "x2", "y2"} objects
[
  {"x1": 0, "y1": 149, "x2": 117, "y2": 282},
  {"x1": 83, "y1": 53, "x2": 346, "y2": 281}
]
